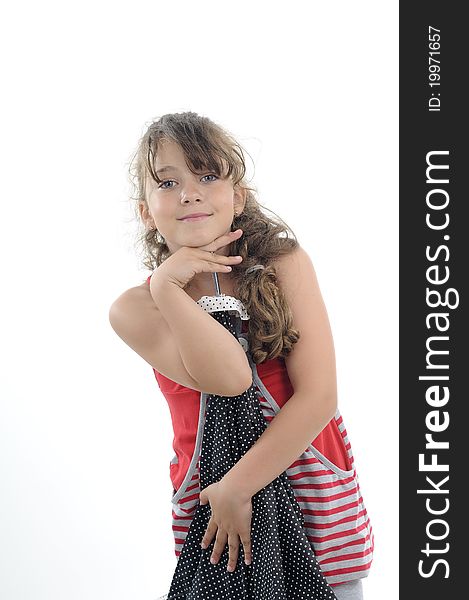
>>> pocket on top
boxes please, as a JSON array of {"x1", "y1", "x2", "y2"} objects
[{"x1": 307, "y1": 444, "x2": 356, "y2": 479}]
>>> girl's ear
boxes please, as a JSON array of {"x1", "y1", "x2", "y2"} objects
[
  {"x1": 233, "y1": 184, "x2": 247, "y2": 214},
  {"x1": 139, "y1": 201, "x2": 154, "y2": 230}
]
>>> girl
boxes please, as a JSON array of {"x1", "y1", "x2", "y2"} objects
[{"x1": 109, "y1": 112, "x2": 373, "y2": 600}]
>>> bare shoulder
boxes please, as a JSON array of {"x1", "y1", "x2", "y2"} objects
[
  {"x1": 108, "y1": 279, "x2": 204, "y2": 391},
  {"x1": 272, "y1": 244, "x2": 319, "y2": 301},
  {"x1": 108, "y1": 281, "x2": 157, "y2": 334},
  {"x1": 111, "y1": 280, "x2": 152, "y2": 308},
  {"x1": 271, "y1": 245, "x2": 336, "y2": 409}
]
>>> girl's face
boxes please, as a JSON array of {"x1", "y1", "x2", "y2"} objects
[{"x1": 140, "y1": 139, "x2": 245, "y2": 256}]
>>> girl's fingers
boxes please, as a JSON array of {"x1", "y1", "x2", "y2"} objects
[
  {"x1": 201, "y1": 518, "x2": 217, "y2": 550},
  {"x1": 201, "y1": 229, "x2": 243, "y2": 254},
  {"x1": 215, "y1": 229, "x2": 243, "y2": 252},
  {"x1": 240, "y1": 535, "x2": 252, "y2": 565},
  {"x1": 199, "y1": 260, "x2": 237, "y2": 274},
  {"x1": 204, "y1": 255, "x2": 243, "y2": 269},
  {"x1": 208, "y1": 533, "x2": 249, "y2": 571},
  {"x1": 194, "y1": 229, "x2": 244, "y2": 273},
  {"x1": 207, "y1": 251, "x2": 243, "y2": 261},
  {"x1": 226, "y1": 534, "x2": 239, "y2": 572},
  {"x1": 210, "y1": 530, "x2": 228, "y2": 565}
]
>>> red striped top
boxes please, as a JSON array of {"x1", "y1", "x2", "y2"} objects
[
  {"x1": 145, "y1": 274, "x2": 374, "y2": 586},
  {"x1": 154, "y1": 350, "x2": 352, "y2": 492}
]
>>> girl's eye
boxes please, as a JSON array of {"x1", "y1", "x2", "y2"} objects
[
  {"x1": 158, "y1": 180, "x2": 176, "y2": 189},
  {"x1": 158, "y1": 174, "x2": 217, "y2": 189},
  {"x1": 202, "y1": 174, "x2": 218, "y2": 182}
]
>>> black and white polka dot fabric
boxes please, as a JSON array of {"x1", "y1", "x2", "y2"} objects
[{"x1": 162, "y1": 299, "x2": 338, "y2": 599}]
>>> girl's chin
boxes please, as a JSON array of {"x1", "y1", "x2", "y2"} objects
[{"x1": 177, "y1": 229, "x2": 232, "y2": 247}]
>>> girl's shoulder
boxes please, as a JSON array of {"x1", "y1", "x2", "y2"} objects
[
  {"x1": 270, "y1": 245, "x2": 336, "y2": 410},
  {"x1": 272, "y1": 244, "x2": 316, "y2": 291}
]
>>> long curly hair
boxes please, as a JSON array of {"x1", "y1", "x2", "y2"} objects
[{"x1": 128, "y1": 111, "x2": 300, "y2": 364}]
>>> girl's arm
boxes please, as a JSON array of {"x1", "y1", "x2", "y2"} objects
[
  {"x1": 109, "y1": 281, "x2": 251, "y2": 396},
  {"x1": 150, "y1": 277, "x2": 252, "y2": 396},
  {"x1": 221, "y1": 245, "x2": 338, "y2": 497},
  {"x1": 110, "y1": 230, "x2": 251, "y2": 396}
]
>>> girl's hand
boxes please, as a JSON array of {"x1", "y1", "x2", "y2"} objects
[
  {"x1": 151, "y1": 229, "x2": 244, "y2": 291},
  {"x1": 199, "y1": 479, "x2": 253, "y2": 572}
]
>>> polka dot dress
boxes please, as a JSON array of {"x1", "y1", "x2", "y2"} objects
[{"x1": 162, "y1": 303, "x2": 338, "y2": 599}]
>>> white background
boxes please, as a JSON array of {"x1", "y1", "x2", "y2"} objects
[{"x1": 0, "y1": 1, "x2": 398, "y2": 599}]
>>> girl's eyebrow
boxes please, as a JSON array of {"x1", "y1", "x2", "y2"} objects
[
  {"x1": 156, "y1": 165, "x2": 216, "y2": 176},
  {"x1": 156, "y1": 165, "x2": 179, "y2": 175}
]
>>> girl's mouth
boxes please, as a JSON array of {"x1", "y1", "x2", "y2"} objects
[{"x1": 180, "y1": 215, "x2": 212, "y2": 222}]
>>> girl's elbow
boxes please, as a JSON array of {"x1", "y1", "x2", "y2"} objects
[
  {"x1": 226, "y1": 370, "x2": 253, "y2": 397},
  {"x1": 204, "y1": 369, "x2": 252, "y2": 397}
]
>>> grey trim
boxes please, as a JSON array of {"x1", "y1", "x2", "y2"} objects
[
  {"x1": 171, "y1": 351, "x2": 352, "y2": 505},
  {"x1": 171, "y1": 391, "x2": 207, "y2": 505},
  {"x1": 248, "y1": 353, "x2": 281, "y2": 413},
  {"x1": 308, "y1": 446, "x2": 355, "y2": 478},
  {"x1": 171, "y1": 323, "x2": 247, "y2": 505},
  {"x1": 249, "y1": 355, "x2": 355, "y2": 478}
]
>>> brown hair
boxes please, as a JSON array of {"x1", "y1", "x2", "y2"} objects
[{"x1": 128, "y1": 111, "x2": 300, "y2": 364}]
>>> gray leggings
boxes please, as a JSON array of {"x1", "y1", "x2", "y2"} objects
[{"x1": 333, "y1": 578, "x2": 364, "y2": 600}]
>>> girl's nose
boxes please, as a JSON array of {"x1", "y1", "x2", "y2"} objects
[
  {"x1": 180, "y1": 183, "x2": 203, "y2": 203},
  {"x1": 181, "y1": 193, "x2": 202, "y2": 203}
]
